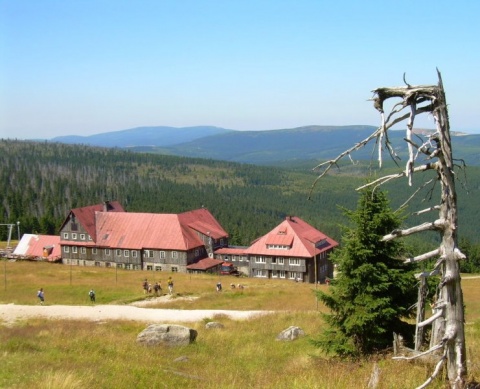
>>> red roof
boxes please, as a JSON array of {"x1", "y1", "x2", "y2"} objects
[
  {"x1": 60, "y1": 201, "x2": 125, "y2": 241},
  {"x1": 94, "y1": 208, "x2": 227, "y2": 250},
  {"x1": 13, "y1": 234, "x2": 61, "y2": 261},
  {"x1": 245, "y1": 216, "x2": 338, "y2": 257},
  {"x1": 214, "y1": 247, "x2": 248, "y2": 255},
  {"x1": 178, "y1": 208, "x2": 228, "y2": 239},
  {"x1": 186, "y1": 257, "x2": 223, "y2": 270}
]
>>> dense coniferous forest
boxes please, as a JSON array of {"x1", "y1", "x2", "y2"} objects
[{"x1": 1, "y1": 139, "x2": 479, "y2": 269}]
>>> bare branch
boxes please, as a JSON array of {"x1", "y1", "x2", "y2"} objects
[
  {"x1": 413, "y1": 205, "x2": 441, "y2": 216},
  {"x1": 415, "y1": 349, "x2": 447, "y2": 389},
  {"x1": 415, "y1": 269, "x2": 440, "y2": 279},
  {"x1": 418, "y1": 310, "x2": 443, "y2": 328},
  {"x1": 393, "y1": 343, "x2": 444, "y2": 361},
  {"x1": 382, "y1": 219, "x2": 446, "y2": 241},
  {"x1": 405, "y1": 248, "x2": 441, "y2": 264}
]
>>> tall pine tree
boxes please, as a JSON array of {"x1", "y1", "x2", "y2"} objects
[{"x1": 316, "y1": 187, "x2": 417, "y2": 357}]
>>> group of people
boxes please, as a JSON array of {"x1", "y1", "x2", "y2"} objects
[
  {"x1": 216, "y1": 282, "x2": 244, "y2": 292},
  {"x1": 142, "y1": 277, "x2": 174, "y2": 296},
  {"x1": 37, "y1": 275, "x2": 246, "y2": 306}
]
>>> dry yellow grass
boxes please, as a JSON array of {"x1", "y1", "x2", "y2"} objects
[{"x1": 0, "y1": 260, "x2": 479, "y2": 388}]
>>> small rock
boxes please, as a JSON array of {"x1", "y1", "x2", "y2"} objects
[
  {"x1": 276, "y1": 326, "x2": 305, "y2": 341},
  {"x1": 205, "y1": 321, "x2": 224, "y2": 329},
  {"x1": 174, "y1": 356, "x2": 189, "y2": 362}
]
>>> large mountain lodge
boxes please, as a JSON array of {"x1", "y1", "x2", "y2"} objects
[{"x1": 13, "y1": 201, "x2": 338, "y2": 283}]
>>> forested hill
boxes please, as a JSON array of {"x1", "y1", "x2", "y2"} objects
[
  {"x1": 48, "y1": 125, "x2": 480, "y2": 166},
  {"x1": 1, "y1": 140, "x2": 479, "y2": 249}
]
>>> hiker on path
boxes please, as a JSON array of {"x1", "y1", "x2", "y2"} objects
[
  {"x1": 153, "y1": 282, "x2": 161, "y2": 296},
  {"x1": 167, "y1": 277, "x2": 174, "y2": 295},
  {"x1": 142, "y1": 279, "x2": 148, "y2": 294},
  {"x1": 37, "y1": 288, "x2": 45, "y2": 305},
  {"x1": 89, "y1": 289, "x2": 96, "y2": 302}
]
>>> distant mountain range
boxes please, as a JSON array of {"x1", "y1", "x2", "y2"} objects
[{"x1": 50, "y1": 125, "x2": 480, "y2": 166}]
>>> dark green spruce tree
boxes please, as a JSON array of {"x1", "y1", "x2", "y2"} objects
[{"x1": 316, "y1": 187, "x2": 417, "y2": 357}]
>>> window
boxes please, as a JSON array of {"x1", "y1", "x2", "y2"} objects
[
  {"x1": 147, "y1": 265, "x2": 153, "y2": 271},
  {"x1": 271, "y1": 271, "x2": 278, "y2": 278},
  {"x1": 116, "y1": 249, "x2": 121, "y2": 256},
  {"x1": 267, "y1": 244, "x2": 289, "y2": 250},
  {"x1": 88, "y1": 235, "x2": 92, "y2": 241},
  {"x1": 145, "y1": 250, "x2": 154, "y2": 258},
  {"x1": 63, "y1": 232, "x2": 69, "y2": 239},
  {"x1": 160, "y1": 251, "x2": 165, "y2": 259},
  {"x1": 80, "y1": 247, "x2": 86, "y2": 254},
  {"x1": 124, "y1": 250, "x2": 129, "y2": 257},
  {"x1": 195, "y1": 249, "x2": 199, "y2": 257},
  {"x1": 289, "y1": 258, "x2": 300, "y2": 266},
  {"x1": 80, "y1": 234, "x2": 85, "y2": 240},
  {"x1": 132, "y1": 251, "x2": 137, "y2": 258},
  {"x1": 171, "y1": 266, "x2": 178, "y2": 272},
  {"x1": 254, "y1": 269, "x2": 267, "y2": 278},
  {"x1": 255, "y1": 256, "x2": 266, "y2": 263},
  {"x1": 272, "y1": 257, "x2": 277, "y2": 264},
  {"x1": 72, "y1": 233, "x2": 77, "y2": 240},
  {"x1": 289, "y1": 272, "x2": 300, "y2": 280},
  {"x1": 279, "y1": 270, "x2": 286, "y2": 278},
  {"x1": 155, "y1": 266, "x2": 162, "y2": 271},
  {"x1": 63, "y1": 246, "x2": 70, "y2": 253},
  {"x1": 92, "y1": 248, "x2": 97, "y2": 254},
  {"x1": 278, "y1": 258, "x2": 284, "y2": 265},
  {"x1": 172, "y1": 251, "x2": 178, "y2": 259},
  {"x1": 105, "y1": 249, "x2": 111, "y2": 256},
  {"x1": 72, "y1": 246, "x2": 78, "y2": 253},
  {"x1": 117, "y1": 263, "x2": 123, "y2": 269},
  {"x1": 95, "y1": 261, "x2": 101, "y2": 267},
  {"x1": 124, "y1": 264, "x2": 131, "y2": 270}
]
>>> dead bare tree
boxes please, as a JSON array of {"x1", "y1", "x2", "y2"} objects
[{"x1": 311, "y1": 70, "x2": 467, "y2": 388}]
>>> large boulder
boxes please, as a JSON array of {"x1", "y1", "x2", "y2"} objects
[
  {"x1": 276, "y1": 326, "x2": 305, "y2": 341},
  {"x1": 137, "y1": 324, "x2": 197, "y2": 347}
]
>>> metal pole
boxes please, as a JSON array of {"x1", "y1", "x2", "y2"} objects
[
  {"x1": 17, "y1": 221, "x2": 20, "y2": 241},
  {"x1": 6, "y1": 224, "x2": 13, "y2": 249}
]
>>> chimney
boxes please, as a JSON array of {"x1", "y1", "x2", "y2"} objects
[{"x1": 103, "y1": 200, "x2": 110, "y2": 212}]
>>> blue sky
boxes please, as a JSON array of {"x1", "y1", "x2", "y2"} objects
[{"x1": 1, "y1": 0, "x2": 479, "y2": 139}]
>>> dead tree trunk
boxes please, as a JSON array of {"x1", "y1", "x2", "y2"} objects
[
  {"x1": 415, "y1": 275, "x2": 427, "y2": 351},
  {"x1": 311, "y1": 71, "x2": 467, "y2": 388}
]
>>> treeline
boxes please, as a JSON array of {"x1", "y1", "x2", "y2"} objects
[{"x1": 1, "y1": 139, "x2": 479, "y2": 271}]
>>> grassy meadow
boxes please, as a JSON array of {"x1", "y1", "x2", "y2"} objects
[{"x1": 1, "y1": 260, "x2": 479, "y2": 388}]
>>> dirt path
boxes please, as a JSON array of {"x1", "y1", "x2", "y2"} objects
[
  {"x1": 0, "y1": 304, "x2": 267, "y2": 326},
  {"x1": 0, "y1": 295, "x2": 268, "y2": 326}
]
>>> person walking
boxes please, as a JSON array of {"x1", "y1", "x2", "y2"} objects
[
  {"x1": 167, "y1": 277, "x2": 174, "y2": 295},
  {"x1": 142, "y1": 279, "x2": 148, "y2": 294},
  {"x1": 37, "y1": 288, "x2": 45, "y2": 305},
  {"x1": 153, "y1": 282, "x2": 161, "y2": 296},
  {"x1": 89, "y1": 289, "x2": 96, "y2": 302}
]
